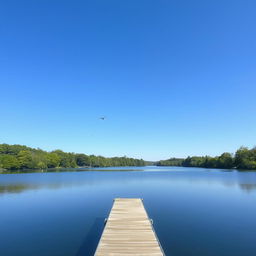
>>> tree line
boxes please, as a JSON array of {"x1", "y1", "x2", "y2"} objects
[
  {"x1": 156, "y1": 146, "x2": 256, "y2": 170},
  {"x1": 0, "y1": 144, "x2": 145, "y2": 171}
]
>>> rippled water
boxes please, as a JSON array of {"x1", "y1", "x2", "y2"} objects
[{"x1": 0, "y1": 166, "x2": 256, "y2": 256}]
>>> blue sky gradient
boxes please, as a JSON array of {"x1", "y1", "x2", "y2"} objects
[{"x1": 0, "y1": 0, "x2": 255, "y2": 160}]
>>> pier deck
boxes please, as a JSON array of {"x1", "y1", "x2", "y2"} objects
[{"x1": 94, "y1": 198, "x2": 164, "y2": 255}]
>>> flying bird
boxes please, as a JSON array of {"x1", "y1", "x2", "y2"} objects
[{"x1": 99, "y1": 116, "x2": 106, "y2": 120}]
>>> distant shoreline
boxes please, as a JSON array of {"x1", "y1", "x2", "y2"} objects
[
  {"x1": 1, "y1": 165, "x2": 256, "y2": 175},
  {"x1": 156, "y1": 146, "x2": 256, "y2": 170},
  {"x1": 0, "y1": 143, "x2": 146, "y2": 172},
  {"x1": 1, "y1": 143, "x2": 256, "y2": 172}
]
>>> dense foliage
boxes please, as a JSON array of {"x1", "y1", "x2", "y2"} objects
[
  {"x1": 157, "y1": 158, "x2": 184, "y2": 167},
  {"x1": 157, "y1": 146, "x2": 256, "y2": 170},
  {"x1": 0, "y1": 144, "x2": 145, "y2": 171}
]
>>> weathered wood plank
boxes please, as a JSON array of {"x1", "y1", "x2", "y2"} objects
[{"x1": 94, "y1": 198, "x2": 164, "y2": 256}]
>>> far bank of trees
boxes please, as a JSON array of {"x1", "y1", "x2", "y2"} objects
[
  {"x1": 0, "y1": 144, "x2": 145, "y2": 171},
  {"x1": 1, "y1": 144, "x2": 256, "y2": 172},
  {"x1": 157, "y1": 146, "x2": 256, "y2": 170}
]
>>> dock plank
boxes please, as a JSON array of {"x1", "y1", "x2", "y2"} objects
[{"x1": 94, "y1": 198, "x2": 164, "y2": 256}]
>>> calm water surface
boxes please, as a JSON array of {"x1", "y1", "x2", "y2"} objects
[{"x1": 0, "y1": 166, "x2": 256, "y2": 256}]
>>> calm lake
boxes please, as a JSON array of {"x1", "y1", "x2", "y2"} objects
[{"x1": 0, "y1": 166, "x2": 256, "y2": 256}]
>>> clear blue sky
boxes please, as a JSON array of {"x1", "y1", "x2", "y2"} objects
[{"x1": 0, "y1": 0, "x2": 255, "y2": 160}]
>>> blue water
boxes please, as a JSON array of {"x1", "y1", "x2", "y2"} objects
[{"x1": 0, "y1": 166, "x2": 256, "y2": 256}]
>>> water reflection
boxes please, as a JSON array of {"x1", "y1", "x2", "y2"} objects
[
  {"x1": 75, "y1": 218, "x2": 104, "y2": 256},
  {"x1": 0, "y1": 184, "x2": 37, "y2": 194},
  {"x1": 0, "y1": 167, "x2": 256, "y2": 195},
  {"x1": 239, "y1": 183, "x2": 256, "y2": 192}
]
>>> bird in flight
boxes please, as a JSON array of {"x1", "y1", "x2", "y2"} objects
[{"x1": 99, "y1": 116, "x2": 106, "y2": 120}]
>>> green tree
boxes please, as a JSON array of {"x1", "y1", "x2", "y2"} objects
[
  {"x1": 217, "y1": 153, "x2": 234, "y2": 169},
  {"x1": 0, "y1": 154, "x2": 20, "y2": 170},
  {"x1": 46, "y1": 153, "x2": 60, "y2": 168},
  {"x1": 36, "y1": 161, "x2": 47, "y2": 169},
  {"x1": 235, "y1": 147, "x2": 256, "y2": 169},
  {"x1": 18, "y1": 150, "x2": 33, "y2": 169}
]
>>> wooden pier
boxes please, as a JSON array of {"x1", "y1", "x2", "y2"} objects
[{"x1": 94, "y1": 198, "x2": 164, "y2": 255}]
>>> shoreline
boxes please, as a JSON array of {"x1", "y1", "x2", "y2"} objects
[{"x1": 1, "y1": 165, "x2": 256, "y2": 174}]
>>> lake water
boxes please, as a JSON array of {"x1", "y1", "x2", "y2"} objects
[{"x1": 0, "y1": 166, "x2": 256, "y2": 256}]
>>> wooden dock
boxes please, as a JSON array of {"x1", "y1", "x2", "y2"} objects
[{"x1": 94, "y1": 198, "x2": 165, "y2": 256}]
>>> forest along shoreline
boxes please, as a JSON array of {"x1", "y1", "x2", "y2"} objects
[
  {"x1": 0, "y1": 144, "x2": 145, "y2": 173},
  {"x1": 0, "y1": 144, "x2": 256, "y2": 173},
  {"x1": 157, "y1": 146, "x2": 256, "y2": 170}
]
